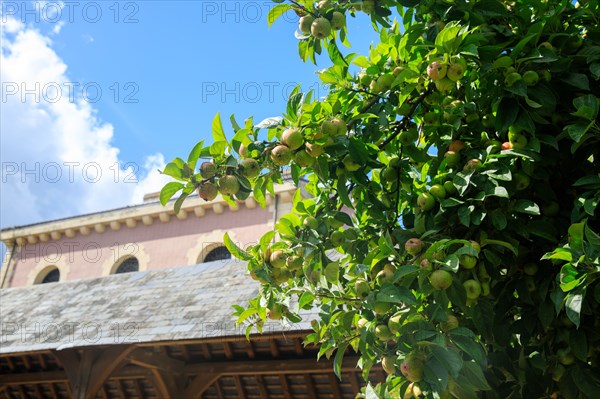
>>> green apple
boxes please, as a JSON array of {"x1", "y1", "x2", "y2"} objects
[
  {"x1": 557, "y1": 348, "x2": 575, "y2": 366},
  {"x1": 281, "y1": 128, "x2": 304, "y2": 150},
  {"x1": 294, "y1": 149, "x2": 315, "y2": 167},
  {"x1": 524, "y1": 262, "x2": 539, "y2": 276},
  {"x1": 505, "y1": 72, "x2": 522, "y2": 86},
  {"x1": 429, "y1": 184, "x2": 447, "y2": 200},
  {"x1": 330, "y1": 230, "x2": 346, "y2": 247},
  {"x1": 361, "y1": 0, "x2": 375, "y2": 15},
  {"x1": 218, "y1": 175, "x2": 240, "y2": 195},
  {"x1": 298, "y1": 15, "x2": 315, "y2": 34},
  {"x1": 316, "y1": 0, "x2": 332, "y2": 13},
  {"x1": 460, "y1": 255, "x2": 477, "y2": 269},
  {"x1": 382, "y1": 355, "x2": 396, "y2": 375},
  {"x1": 552, "y1": 364, "x2": 566, "y2": 382},
  {"x1": 342, "y1": 154, "x2": 361, "y2": 171},
  {"x1": 447, "y1": 63, "x2": 465, "y2": 81},
  {"x1": 481, "y1": 281, "x2": 490, "y2": 296},
  {"x1": 493, "y1": 55, "x2": 513, "y2": 69},
  {"x1": 269, "y1": 250, "x2": 288, "y2": 268},
  {"x1": 239, "y1": 158, "x2": 260, "y2": 179},
  {"x1": 311, "y1": 17, "x2": 332, "y2": 39},
  {"x1": 197, "y1": 181, "x2": 218, "y2": 201},
  {"x1": 330, "y1": 11, "x2": 346, "y2": 30},
  {"x1": 305, "y1": 142, "x2": 324, "y2": 157},
  {"x1": 440, "y1": 315, "x2": 459, "y2": 332},
  {"x1": 200, "y1": 161, "x2": 216, "y2": 179},
  {"x1": 430, "y1": 270, "x2": 453, "y2": 290},
  {"x1": 522, "y1": 70, "x2": 539, "y2": 86},
  {"x1": 508, "y1": 132, "x2": 527, "y2": 149},
  {"x1": 444, "y1": 150, "x2": 460, "y2": 167},
  {"x1": 388, "y1": 313, "x2": 402, "y2": 334},
  {"x1": 270, "y1": 145, "x2": 292, "y2": 166},
  {"x1": 400, "y1": 352, "x2": 424, "y2": 382},
  {"x1": 321, "y1": 118, "x2": 347, "y2": 137},
  {"x1": 376, "y1": 73, "x2": 395, "y2": 92},
  {"x1": 381, "y1": 166, "x2": 398, "y2": 183},
  {"x1": 375, "y1": 324, "x2": 393, "y2": 342},
  {"x1": 374, "y1": 301, "x2": 392, "y2": 315},
  {"x1": 303, "y1": 216, "x2": 319, "y2": 229},
  {"x1": 514, "y1": 172, "x2": 530, "y2": 191},
  {"x1": 286, "y1": 255, "x2": 303, "y2": 271},
  {"x1": 448, "y1": 140, "x2": 465, "y2": 152},
  {"x1": 355, "y1": 279, "x2": 370, "y2": 298},
  {"x1": 324, "y1": 262, "x2": 339, "y2": 283},
  {"x1": 417, "y1": 192, "x2": 435, "y2": 211},
  {"x1": 376, "y1": 263, "x2": 396, "y2": 284},
  {"x1": 399, "y1": 127, "x2": 419, "y2": 144},
  {"x1": 463, "y1": 159, "x2": 482, "y2": 173},
  {"x1": 405, "y1": 238, "x2": 424, "y2": 255},
  {"x1": 427, "y1": 61, "x2": 447, "y2": 80},
  {"x1": 482, "y1": 114, "x2": 494, "y2": 128},
  {"x1": 267, "y1": 304, "x2": 283, "y2": 320},
  {"x1": 463, "y1": 279, "x2": 482, "y2": 300},
  {"x1": 435, "y1": 78, "x2": 455, "y2": 92},
  {"x1": 443, "y1": 180, "x2": 457, "y2": 195}
]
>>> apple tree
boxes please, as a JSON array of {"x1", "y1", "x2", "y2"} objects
[{"x1": 161, "y1": 0, "x2": 600, "y2": 397}]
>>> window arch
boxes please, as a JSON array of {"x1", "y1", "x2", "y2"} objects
[
  {"x1": 202, "y1": 246, "x2": 231, "y2": 263},
  {"x1": 35, "y1": 266, "x2": 60, "y2": 284},
  {"x1": 114, "y1": 257, "x2": 139, "y2": 274}
]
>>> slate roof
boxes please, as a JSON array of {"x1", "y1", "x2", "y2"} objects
[{"x1": 0, "y1": 260, "x2": 315, "y2": 354}]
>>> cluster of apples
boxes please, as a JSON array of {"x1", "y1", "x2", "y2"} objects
[
  {"x1": 492, "y1": 54, "x2": 549, "y2": 87},
  {"x1": 298, "y1": 0, "x2": 346, "y2": 40},
  {"x1": 426, "y1": 57, "x2": 467, "y2": 92},
  {"x1": 195, "y1": 157, "x2": 261, "y2": 201}
]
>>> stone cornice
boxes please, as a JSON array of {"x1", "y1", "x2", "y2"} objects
[{"x1": 0, "y1": 183, "x2": 296, "y2": 246}]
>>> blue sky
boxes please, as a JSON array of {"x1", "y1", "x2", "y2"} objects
[{"x1": 1, "y1": 1, "x2": 379, "y2": 235}]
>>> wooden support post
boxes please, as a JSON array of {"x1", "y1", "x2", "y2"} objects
[{"x1": 53, "y1": 345, "x2": 134, "y2": 399}]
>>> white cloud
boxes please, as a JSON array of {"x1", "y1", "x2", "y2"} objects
[{"x1": 0, "y1": 16, "x2": 170, "y2": 229}]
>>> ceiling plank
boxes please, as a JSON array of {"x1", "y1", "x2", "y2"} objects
[
  {"x1": 223, "y1": 342, "x2": 233, "y2": 360},
  {"x1": 214, "y1": 379, "x2": 224, "y2": 399}
]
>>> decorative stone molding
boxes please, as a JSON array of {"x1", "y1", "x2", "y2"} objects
[
  {"x1": 0, "y1": 183, "x2": 299, "y2": 249},
  {"x1": 100, "y1": 243, "x2": 150, "y2": 276},
  {"x1": 186, "y1": 230, "x2": 239, "y2": 265},
  {"x1": 26, "y1": 256, "x2": 70, "y2": 286}
]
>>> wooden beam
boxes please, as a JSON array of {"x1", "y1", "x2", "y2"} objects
[
  {"x1": 255, "y1": 374, "x2": 268, "y2": 399},
  {"x1": 181, "y1": 372, "x2": 220, "y2": 399},
  {"x1": 246, "y1": 341, "x2": 255, "y2": 359},
  {"x1": 269, "y1": 340, "x2": 280, "y2": 358},
  {"x1": 133, "y1": 379, "x2": 144, "y2": 398},
  {"x1": 349, "y1": 371, "x2": 361, "y2": 395},
  {"x1": 304, "y1": 374, "x2": 317, "y2": 398},
  {"x1": 127, "y1": 348, "x2": 186, "y2": 374},
  {"x1": 188, "y1": 356, "x2": 363, "y2": 376},
  {"x1": 223, "y1": 342, "x2": 233, "y2": 359},
  {"x1": 150, "y1": 368, "x2": 186, "y2": 399},
  {"x1": 329, "y1": 373, "x2": 343, "y2": 399},
  {"x1": 53, "y1": 346, "x2": 135, "y2": 399},
  {"x1": 48, "y1": 383, "x2": 59, "y2": 399},
  {"x1": 214, "y1": 379, "x2": 224, "y2": 399},
  {"x1": 0, "y1": 367, "x2": 151, "y2": 385},
  {"x1": 115, "y1": 379, "x2": 126, "y2": 398},
  {"x1": 233, "y1": 375, "x2": 245, "y2": 399},
  {"x1": 279, "y1": 375, "x2": 292, "y2": 399}
]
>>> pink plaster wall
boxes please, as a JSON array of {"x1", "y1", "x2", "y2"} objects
[{"x1": 6, "y1": 205, "x2": 274, "y2": 287}]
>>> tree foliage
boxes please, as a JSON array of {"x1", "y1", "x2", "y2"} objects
[{"x1": 161, "y1": 0, "x2": 600, "y2": 397}]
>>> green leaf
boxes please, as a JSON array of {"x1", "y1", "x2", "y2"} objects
[
  {"x1": 160, "y1": 182, "x2": 184, "y2": 205},
  {"x1": 174, "y1": 191, "x2": 190, "y2": 214},
  {"x1": 267, "y1": 3, "x2": 291, "y2": 27},
  {"x1": 571, "y1": 94, "x2": 599, "y2": 120},
  {"x1": 561, "y1": 73, "x2": 590, "y2": 91},
  {"x1": 212, "y1": 113, "x2": 227, "y2": 143},
  {"x1": 435, "y1": 22, "x2": 463, "y2": 54},
  {"x1": 224, "y1": 232, "x2": 253, "y2": 261},
  {"x1": 565, "y1": 290, "x2": 585, "y2": 328},
  {"x1": 333, "y1": 343, "x2": 348, "y2": 379},
  {"x1": 568, "y1": 222, "x2": 585, "y2": 252},
  {"x1": 461, "y1": 361, "x2": 491, "y2": 390},
  {"x1": 161, "y1": 162, "x2": 184, "y2": 180},
  {"x1": 491, "y1": 210, "x2": 507, "y2": 230},
  {"x1": 187, "y1": 140, "x2": 205, "y2": 170},
  {"x1": 495, "y1": 97, "x2": 519, "y2": 132},
  {"x1": 299, "y1": 291, "x2": 315, "y2": 309},
  {"x1": 430, "y1": 345, "x2": 463, "y2": 378},
  {"x1": 513, "y1": 199, "x2": 540, "y2": 215},
  {"x1": 376, "y1": 284, "x2": 417, "y2": 305}
]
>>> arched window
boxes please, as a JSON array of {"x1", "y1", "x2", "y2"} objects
[
  {"x1": 114, "y1": 257, "x2": 139, "y2": 274},
  {"x1": 37, "y1": 267, "x2": 60, "y2": 284},
  {"x1": 203, "y1": 246, "x2": 231, "y2": 263}
]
